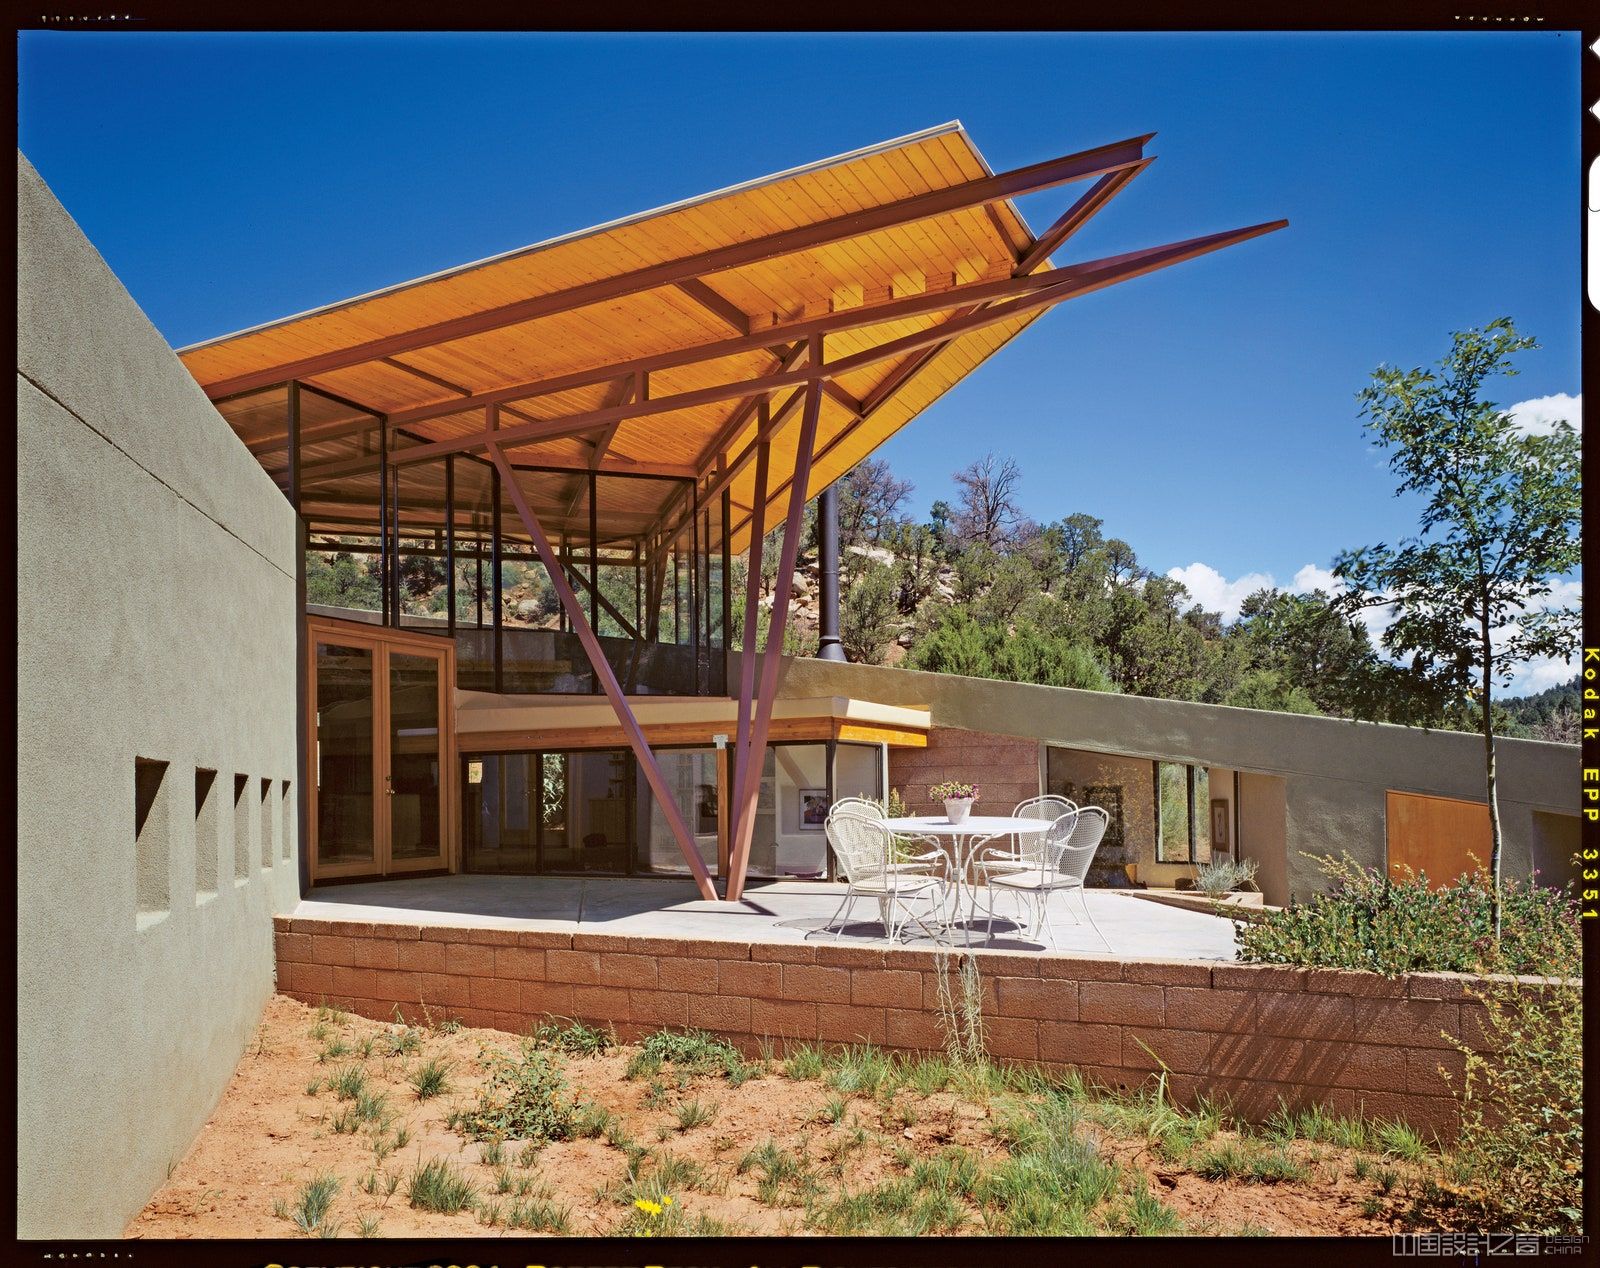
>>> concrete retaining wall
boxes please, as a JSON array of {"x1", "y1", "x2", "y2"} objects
[
  {"x1": 275, "y1": 917, "x2": 1511, "y2": 1143},
  {"x1": 17, "y1": 153, "x2": 300, "y2": 1237}
]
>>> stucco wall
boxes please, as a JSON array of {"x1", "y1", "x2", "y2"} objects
[
  {"x1": 17, "y1": 153, "x2": 300, "y2": 1238},
  {"x1": 775, "y1": 657, "x2": 1576, "y2": 903}
]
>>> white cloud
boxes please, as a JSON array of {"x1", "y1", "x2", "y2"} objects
[
  {"x1": 1165, "y1": 562, "x2": 1275, "y2": 623},
  {"x1": 1167, "y1": 560, "x2": 1580, "y2": 698},
  {"x1": 1506, "y1": 655, "x2": 1576, "y2": 697},
  {"x1": 1165, "y1": 559, "x2": 1395, "y2": 640},
  {"x1": 1497, "y1": 577, "x2": 1582, "y2": 696},
  {"x1": 1290, "y1": 563, "x2": 1340, "y2": 594},
  {"x1": 1507, "y1": 392, "x2": 1581, "y2": 436}
]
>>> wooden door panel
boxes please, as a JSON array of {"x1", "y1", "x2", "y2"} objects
[{"x1": 1386, "y1": 790, "x2": 1491, "y2": 888}]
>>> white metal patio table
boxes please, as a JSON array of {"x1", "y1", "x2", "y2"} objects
[{"x1": 880, "y1": 815, "x2": 1051, "y2": 946}]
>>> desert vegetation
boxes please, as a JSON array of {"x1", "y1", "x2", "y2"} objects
[{"x1": 129, "y1": 950, "x2": 1579, "y2": 1238}]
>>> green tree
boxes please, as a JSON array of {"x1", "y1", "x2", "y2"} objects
[
  {"x1": 904, "y1": 608, "x2": 1116, "y2": 692},
  {"x1": 1056, "y1": 512, "x2": 1106, "y2": 573},
  {"x1": 836, "y1": 458, "x2": 913, "y2": 549},
  {"x1": 305, "y1": 545, "x2": 383, "y2": 612},
  {"x1": 840, "y1": 558, "x2": 898, "y2": 665},
  {"x1": 886, "y1": 522, "x2": 940, "y2": 615},
  {"x1": 1233, "y1": 587, "x2": 1398, "y2": 718},
  {"x1": 1333, "y1": 319, "x2": 1581, "y2": 937},
  {"x1": 1223, "y1": 668, "x2": 1320, "y2": 714}
]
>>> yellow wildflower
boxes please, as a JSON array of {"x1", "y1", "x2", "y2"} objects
[{"x1": 633, "y1": 1198, "x2": 662, "y2": 1216}]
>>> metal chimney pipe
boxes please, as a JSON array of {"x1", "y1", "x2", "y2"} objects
[{"x1": 817, "y1": 481, "x2": 846, "y2": 661}]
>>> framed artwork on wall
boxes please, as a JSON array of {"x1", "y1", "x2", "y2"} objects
[
  {"x1": 799, "y1": 788, "x2": 829, "y2": 830},
  {"x1": 1210, "y1": 798, "x2": 1230, "y2": 851}
]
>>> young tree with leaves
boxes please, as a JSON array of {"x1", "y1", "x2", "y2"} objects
[{"x1": 1333, "y1": 319, "x2": 1581, "y2": 938}]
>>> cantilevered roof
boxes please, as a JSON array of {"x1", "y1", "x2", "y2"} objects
[{"x1": 180, "y1": 123, "x2": 1283, "y2": 552}]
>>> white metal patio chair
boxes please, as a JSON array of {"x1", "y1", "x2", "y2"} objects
[
  {"x1": 986, "y1": 806, "x2": 1111, "y2": 949},
  {"x1": 971, "y1": 795, "x2": 1076, "y2": 879},
  {"x1": 821, "y1": 811, "x2": 947, "y2": 942},
  {"x1": 828, "y1": 796, "x2": 886, "y2": 821}
]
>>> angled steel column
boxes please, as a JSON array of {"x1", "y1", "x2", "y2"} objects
[
  {"x1": 486, "y1": 442, "x2": 717, "y2": 900},
  {"x1": 727, "y1": 359, "x2": 825, "y2": 901},
  {"x1": 727, "y1": 426, "x2": 772, "y2": 886}
]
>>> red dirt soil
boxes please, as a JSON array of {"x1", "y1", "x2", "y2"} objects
[{"x1": 127, "y1": 994, "x2": 1423, "y2": 1239}]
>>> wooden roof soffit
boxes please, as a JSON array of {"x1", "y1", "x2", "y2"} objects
[{"x1": 197, "y1": 133, "x2": 1153, "y2": 400}]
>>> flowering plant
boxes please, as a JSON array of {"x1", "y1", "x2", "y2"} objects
[
  {"x1": 628, "y1": 1194, "x2": 674, "y2": 1236},
  {"x1": 930, "y1": 780, "x2": 979, "y2": 802}
]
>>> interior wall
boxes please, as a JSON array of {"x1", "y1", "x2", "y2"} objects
[
  {"x1": 1529, "y1": 810, "x2": 1581, "y2": 892},
  {"x1": 17, "y1": 154, "x2": 300, "y2": 1237}
]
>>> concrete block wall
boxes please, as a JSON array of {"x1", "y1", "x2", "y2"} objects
[
  {"x1": 887, "y1": 726, "x2": 1040, "y2": 817},
  {"x1": 275, "y1": 918, "x2": 1514, "y2": 1142},
  {"x1": 17, "y1": 153, "x2": 300, "y2": 1237}
]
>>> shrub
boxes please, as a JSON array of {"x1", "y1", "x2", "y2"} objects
[
  {"x1": 407, "y1": 1157, "x2": 477, "y2": 1213},
  {"x1": 840, "y1": 557, "x2": 899, "y2": 665},
  {"x1": 1236, "y1": 854, "x2": 1579, "y2": 976},
  {"x1": 638, "y1": 1028, "x2": 750, "y2": 1081},
  {"x1": 283, "y1": 1172, "x2": 340, "y2": 1235},
  {"x1": 1194, "y1": 857, "x2": 1258, "y2": 900},
  {"x1": 1442, "y1": 970, "x2": 1582, "y2": 1233},
  {"x1": 453, "y1": 1043, "x2": 580, "y2": 1144},
  {"x1": 528, "y1": 1018, "x2": 613, "y2": 1057},
  {"x1": 408, "y1": 1057, "x2": 452, "y2": 1100}
]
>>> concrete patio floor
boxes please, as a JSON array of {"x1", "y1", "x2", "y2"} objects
[{"x1": 297, "y1": 875, "x2": 1240, "y2": 961}]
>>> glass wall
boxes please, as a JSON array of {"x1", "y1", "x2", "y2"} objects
[
  {"x1": 635, "y1": 749, "x2": 720, "y2": 878},
  {"x1": 389, "y1": 652, "x2": 443, "y2": 861},
  {"x1": 314, "y1": 641, "x2": 376, "y2": 867},
  {"x1": 236, "y1": 379, "x2": 732, "y2": 699},
  {"x1": 1155, "y1": 761, "x2": 1212, "y2": 864},
  {"x1": 464, "y1": 751, "x2": 635, "y2": 875},
  {"x1": 744, "y1": 741, "x2": 884, "y2": 879},
  {"x1": 463, "y1": 740, "x2": 883, "y2": 880}
]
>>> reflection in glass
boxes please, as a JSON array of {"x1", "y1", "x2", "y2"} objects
[
  {"x1": 463, "y1": 751, "x2": 632, "y2": 875},
  {"x1": 1157, "y1": 762, "x2": 1190, "y2": 863},
  {"x1": 748, "y1": 744, "x2": 831, "y2": 879},
  {"x1": 389, "y1": 653, "x2": 442, "y2": 860},
  {"x1": 636, "y1": 749, "x2": 719, "y2": 877},
  {"x1": 1194, "y1": 767, "x2": 1212, "y2": 862},
  {"x1": 316, "y1": 643, "x2": 375, "y2": 866}
]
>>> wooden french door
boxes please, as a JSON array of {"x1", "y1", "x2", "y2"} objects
[{"x1": 306, "y1": 616, "x2": 457, "y2": 882}]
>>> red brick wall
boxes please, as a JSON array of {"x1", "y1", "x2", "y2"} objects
[
  {"x1": 274, "y1": 916, "x2": 1511, "y2": 1142},
  {"x1": 890, "y1": 726, "x2": 1039, "y2": 816}
]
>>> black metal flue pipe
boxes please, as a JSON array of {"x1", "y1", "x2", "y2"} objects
[{"x1": 816, "y1": 481, "x2": 846, "y2": 662}]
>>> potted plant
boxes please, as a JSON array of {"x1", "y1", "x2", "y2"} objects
[{"x1": 930, "y1": 780, "x2": 980, "y2": 825}]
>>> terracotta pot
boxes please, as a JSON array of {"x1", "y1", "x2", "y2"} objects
[{"x1": 943, "y1": 797, "x2": 974, "y2": 825}]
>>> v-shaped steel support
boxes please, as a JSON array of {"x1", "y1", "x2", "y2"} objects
[
  {"x1": 487, "y1": 441, "x2": 718, "y2": 901},
  {"x1": 725, "y1": 367, "x2": 825, "y2": 902}
]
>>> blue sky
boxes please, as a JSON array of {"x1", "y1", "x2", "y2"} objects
[{"x1": 19, "y1": 31, "x2": 1582, "y2": 688}]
